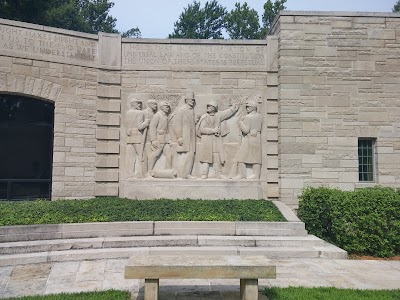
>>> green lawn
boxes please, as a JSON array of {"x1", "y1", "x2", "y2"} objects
[
  {"x1": 3, "y1": 288, "x2": 400, "y2": 300},
  {"x1": 264, "y1": 287, "x2": 400, "y2": 300},
  {"x1": 0, "y1": 197, "x2": 285, "y2": 226},
  {"x1": 2, "y1": 290, "x2": 130, "y2": 300}
]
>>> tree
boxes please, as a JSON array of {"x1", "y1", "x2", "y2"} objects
[
  {"x1": 0, "y1": 0, "x2": 140, "y2": 36},
  {"x1": 42, "y1": 0, "x2": 117, "y2": 34},
  {"x1": 394, "y1": 0, "x2": 400, "y2": 12},
  {"x1": 225, "y1": 2, "x2": 265, "y2": 39},
  {"x1": 0, "y1": 0, "x2": 54, "y2": 25},
  {"x1": 262, "y1": 0, "x2": 287, "y2": 32},
  {"x1": 169, "y1": 0, "x2": 227, "y2": 39},
  {"x1": 122, "y1": 28, "x2": 141, "y2": 38}
]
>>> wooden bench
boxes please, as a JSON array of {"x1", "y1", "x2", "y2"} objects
[{"x1": 125, "y1": 255, "x2": 276, "y2": 300}]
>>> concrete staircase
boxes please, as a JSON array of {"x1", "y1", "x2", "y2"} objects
[{"x1": 0, "y1": 219, "x2": 347, "y2": 266}]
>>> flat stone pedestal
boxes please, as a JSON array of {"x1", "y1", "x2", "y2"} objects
[
  {"x1": 121, "y1": 179, "x2": 265, "y2": 199},
  {"x1": 125, "y1": 255, "x2": 276, "y2": 300}
]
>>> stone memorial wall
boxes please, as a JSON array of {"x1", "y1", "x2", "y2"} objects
[{"x1": 1, "y1": 11, "x2": 399, "y2": 208}]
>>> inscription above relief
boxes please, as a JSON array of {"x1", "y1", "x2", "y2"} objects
[
  {"x1": 0, "y1": 24, "x2": 97, "y2": 63},
  {"x1": 122, "y1": 43, "x2": 267, "y2": 69}
]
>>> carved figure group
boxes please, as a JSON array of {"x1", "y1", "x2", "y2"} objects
[{"x1": 125, "y1": 92, "x2": 263, "y2": 180}]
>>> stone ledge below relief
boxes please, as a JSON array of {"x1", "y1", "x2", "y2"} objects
[{"x1": 121, "y1": 179, "x2": 266, "y2": 200}]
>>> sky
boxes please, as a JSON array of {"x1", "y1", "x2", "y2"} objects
[{"x1": 110, "y1": 0, "x2": 397, "y2": 38}]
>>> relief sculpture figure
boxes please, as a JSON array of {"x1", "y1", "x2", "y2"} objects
[
  {"x1": 147, "y1": 101, "x2": 174, "y2": 177},
  {"x1": 197, "y1": 101, "x2": 239, "y2": 179},
  {"x1": 172, "y1": 91, "x2": 198, "y2": 179},
  {"x1": 234, "y1": 101, "x2": 263, "y2": 180},
  {"x1": 126, "y1": 98, "x2": 150, "y2": 178},
  {"x1": 142, "y1": 99, "x2": 157, "y2": 176}
]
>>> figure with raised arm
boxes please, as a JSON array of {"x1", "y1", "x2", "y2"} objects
[{"x1": 197, "y1": 101, "x2": 239, "y2": 179}]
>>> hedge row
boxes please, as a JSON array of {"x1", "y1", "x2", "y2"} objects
[
  {"x1": 298, "y1": 186, "x2": 400, "y2": 257},
  {"x1": 0, "y1": 198, "x2": 285, "y2": 226}
]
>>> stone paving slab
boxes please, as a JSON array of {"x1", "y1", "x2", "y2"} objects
[{"x1": 0, "y1": 258, "x2": 399, "y2": 299}]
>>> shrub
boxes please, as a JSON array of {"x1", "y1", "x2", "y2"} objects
[
  {"x1": 298, "y1": 186, "x2": 400, "y2": 257},
  {"x1": 297, "y1": 187, "x2": 342, "y2": 243},
  {"x1": 0, "y1": 198, "x2": 285, "y2": 225}
]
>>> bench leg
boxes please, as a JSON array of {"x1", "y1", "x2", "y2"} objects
[
  {"x1": 240, "y1": 279, "x2": 258, "y2": 300},
  {"x1": 144, "y1": 279, "x2": 159, "y2": 300}
]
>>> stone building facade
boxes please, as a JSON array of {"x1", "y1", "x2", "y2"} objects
[
  {"x1": 0, "y1": 11, "x2": 399, "y2": 209},
  {"x1": 272, "y1": 11, "x2": 400, "y2": 207}
]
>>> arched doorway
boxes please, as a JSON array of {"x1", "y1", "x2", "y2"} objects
[{"x1": 0, "y1": 94, "x2": 54, "y2": 201}]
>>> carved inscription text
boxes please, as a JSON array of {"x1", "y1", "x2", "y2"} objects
[
  {"x1": 0, "y1": 24, "x2": 97, "y2": 62},
  {"x1": 122, "y1": 44, "x2": 266, "y2": 68}
]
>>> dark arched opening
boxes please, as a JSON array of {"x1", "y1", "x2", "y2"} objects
[{"x1": 0, "y1": 94, "x2": 54, "y2": 201}]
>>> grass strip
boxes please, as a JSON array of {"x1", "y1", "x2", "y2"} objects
[
  {"x1": 2, "y1": 290, "x2": 130, "y2": 300},
  {"x1": 264, "y1": 287, "x2": 400, "y2": 300},
  {"x1": 3, "y1": 288, "x2": 400, "y2": 300},
  {"x1": 0, "y1": 197, "x2": 285, "y2": 226}
]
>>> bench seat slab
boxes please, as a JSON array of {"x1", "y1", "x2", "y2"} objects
[{"x1": 125, "y1": 255, "x2": 276, "y2": 279}]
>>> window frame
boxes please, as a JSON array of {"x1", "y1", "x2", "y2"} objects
[{"x1": 358, "y1": 138, "x2": 376, "y2": 183}]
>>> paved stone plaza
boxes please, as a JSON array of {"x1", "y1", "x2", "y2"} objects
[{"x1": 0, "y1": 258, "x2": 399, "y2": 299}]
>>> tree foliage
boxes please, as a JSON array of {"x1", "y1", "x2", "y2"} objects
[
  {"x1": 46, "y1": 0, "x2": 118, "y2": 34},
  {"x1": 262, "y1": 0, "x2": 287, "y2": 32},
  {"x1": 225, "y1": 2, "x2": 266, "y2": 39},
  {"x1": 121, "y1": 27, "x2": 141, "y2": 38},
  {"x1": 0, "y1": 0, "x2": 140, "y2": 36},
  {"x1": 169, "y1": 0, "x2": 227, "y2": 39},
  {"x1": 170, "y1": 0, "x2": 286, "y2": 39},
  {"x1": 394, "y1": 0, "x2": 400, "y2": 12}
]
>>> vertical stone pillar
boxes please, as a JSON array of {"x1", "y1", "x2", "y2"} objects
[
  {"x1": 240, "y1": 278, "x2": 259, "y2": 299},
  {"x1": 144, "y1": 279, "x2": 159, "y2": 300},
  {"x1": 265, "y1": 36, "x2": 279, "y2": 199},
  {"x1": 95, "y1": 33, "x2": 122, "y2": 196}
]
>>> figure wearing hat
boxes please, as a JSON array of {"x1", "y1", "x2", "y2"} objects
[
  {"x1": 197, "y1": 100, "x2": 239, "y2": 179},
  {"x1": 141, "y1": 99, "x2": 158, "y2": 175},
  {"x1": 126, "y1": 96, "x2": 150, "y2": 178},
  {"x1": 234, "y1": 101, "x2": 263, "y2": 180},
  {"x1": 148, "y1": 101, "x2": 173, "y2": 172},
  {"x1": 171, "y1": 91, "x2": 198, "y2": 179}
]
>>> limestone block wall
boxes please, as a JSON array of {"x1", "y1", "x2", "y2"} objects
[
  {"x1": 273, "y1": 12, "x2": 400, "y2": 208},
  {"x1": 0, "y1": 19, "x2": 99, "y2": 199}
]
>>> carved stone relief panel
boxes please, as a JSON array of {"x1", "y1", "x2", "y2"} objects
[{"x1": 121, "y1": 92, "x2": 265, "y2": 181}]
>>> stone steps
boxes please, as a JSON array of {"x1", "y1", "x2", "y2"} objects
[
  {"x1": 0, "y1": 244, "x2": 347, "y2": 267},
  {"x1": 0, "y1": 221, "x2": 308, "y2": 242},
  {"x1": 0, "y1": 235, "x2": 327, "y2": 255},
  {"x1": 0, "y1": 235, "x2": 347, "y2": 266}
]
